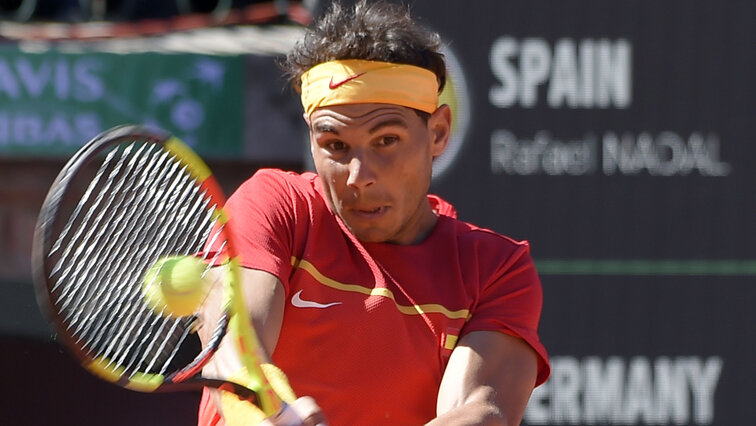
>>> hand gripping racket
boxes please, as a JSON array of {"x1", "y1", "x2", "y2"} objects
[{"x1": 32, "y1": 124, "x2": 293, "y2": 421}]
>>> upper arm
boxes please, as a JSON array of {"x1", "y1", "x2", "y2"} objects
[
  {"x1": 435, "y1": 330, "x2": 539, "y2": 425},
  {"x1": 239, "y1": 267, "x2": 287, "y2": 356},
  {"x1": 197, "y1": 267, "x2": 287, "y2": 422},
  {"x1": 198, "y1": 266, "x2": 287, "y2": 371}
]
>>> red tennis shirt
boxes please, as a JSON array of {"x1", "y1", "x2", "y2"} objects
[{"x1": 198, "y1": 169, "x2": 549, "y2": 425}]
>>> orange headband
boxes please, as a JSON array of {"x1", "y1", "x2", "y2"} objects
[{"x1": 300, "y1": 59, "x2": 439, "y2": 116}]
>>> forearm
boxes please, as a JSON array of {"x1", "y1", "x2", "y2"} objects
[
  {"x1": 433, "y1": 332, "x2": 538, "y2": 426},
  {"x1": 426, "y1": 400, "x2": 505, "y2": 426}
]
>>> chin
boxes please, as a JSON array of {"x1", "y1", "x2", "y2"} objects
[
  {"x1": 351, "y1": 230, "x2": 388, "y2": 243},
  {"x1": 345, "y1": 225, "x2": 392, "y2": 244}
]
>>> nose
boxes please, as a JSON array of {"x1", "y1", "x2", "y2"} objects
[{"x1": 346, "y1": 152, "x2": 376, "y2": 190}]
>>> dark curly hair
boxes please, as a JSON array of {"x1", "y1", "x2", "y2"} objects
[{"x1": 282, "y1": 0, "x2": 446, "y2": 94}]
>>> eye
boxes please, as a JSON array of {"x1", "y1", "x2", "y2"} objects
[
  {"x1": 327, "y1": 141, "x2": 348, "y2": 152},
  {"x1": 377, "y1": 135, "x2": 399, "y2": 147}
]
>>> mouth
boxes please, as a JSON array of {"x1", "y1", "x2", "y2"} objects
[{"x1": 350, "y1": 205, "x2": 389, "y2": 219}]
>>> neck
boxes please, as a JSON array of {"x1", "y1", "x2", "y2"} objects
[{"x1": 395, "y1": 198, "x2": 439, "y2": 245}]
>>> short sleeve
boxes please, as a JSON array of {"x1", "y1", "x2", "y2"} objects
[
  {"x1": 207, "y1": 169, "x2": 306, "y2": 288},
  {"x1": 463, "y1": 243, "x2": 551, "y2": 386}
]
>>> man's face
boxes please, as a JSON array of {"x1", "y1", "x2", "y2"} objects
[{"x1": 307, "y1": 103, "x2": 450, "y2": 244}]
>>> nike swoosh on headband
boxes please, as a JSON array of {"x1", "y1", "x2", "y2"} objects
[
  {"x1": 291, "y1": 289, "x2": 342, "y2": 309},
  {"x1": 328, "y1": 72, "x2": 366, "y2": 89}
]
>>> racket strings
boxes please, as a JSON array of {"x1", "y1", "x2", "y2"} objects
[
  {"x1": 94, "y1": 181, "x2": 211, "y2": 374},
  {"x1": 48, "y1": 139, "x2": 227, "y2": 378},
  {"x1": 91, "y1": 156, "x2": 212, "y2": 373},
  {"x1": 101, "y1": 173, "x2": 217, "y2": 373},
  {"x1": 52, "y1": 144, "x2": 143, "y2": 285},
  {"x1": 59, "y1": 144, "x2": 176, "y2": 332},
  {"x1": 50, "y1": 145, "x2": 126, "y2": 257},
  {"x1": 112, "y1": 180, "x2": 224, "y2": 375},
  {"x1": 58, "y1": 143, "x2": 169, "y2": 317},
  {"x1": 53, "y1": 142, "x2": 168, "y2": 298},
  {"x1": 54, "y1": 142, "x2": 179, "y2": 357}
]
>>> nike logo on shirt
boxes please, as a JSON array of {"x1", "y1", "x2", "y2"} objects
[
  {"x1": 291, "y1": 290, "x2": 342, "y2": 309},
  {"x1": 328, "y1": 73, "x2": 365, "y2": 89}
]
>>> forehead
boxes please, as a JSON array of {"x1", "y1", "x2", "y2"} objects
[{"x1": 308, "y1": 103, "x2": 419, "y2": 132}]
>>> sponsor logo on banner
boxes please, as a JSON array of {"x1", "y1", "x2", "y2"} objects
[
  {"x1": 525, "y1": 355, "x2": 723, "y2": 425},
  {"x1": 433, "y1": 45, "x2": 471, "y2": 179},
  {"x1": 0, "y1": 48, "x2": 243, "y2": 158}
]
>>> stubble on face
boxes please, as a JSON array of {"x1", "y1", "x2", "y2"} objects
[{"x1": 308, "y1": 104, "x2": 441, "y2": 245}]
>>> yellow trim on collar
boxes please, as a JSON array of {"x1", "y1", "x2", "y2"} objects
[{"x1": 300, "y1": 59, "x2": 439, "y2": 116}]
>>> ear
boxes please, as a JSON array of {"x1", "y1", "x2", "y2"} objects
[
  {"x1": 428, "y1": 104, "x2": 452, "y2": 158},
  {"x1": 303, "y1": 112, "x2": 311, "y2": 127}
]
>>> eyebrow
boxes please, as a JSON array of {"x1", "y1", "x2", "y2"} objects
[
  {"x1": 313, "y1": 123, "x2": 338, "y2": 134},
  {"x1": 312, "y1": 117, "x2": 409, "y2": 136},
  {"x1": 368, "y1": 118, "x2": 408, "y2": 134}
]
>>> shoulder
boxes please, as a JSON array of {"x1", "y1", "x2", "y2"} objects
[
  {"x1": 428, "y1": 193, "x2": 531, "y2": 264},
  {"x1": 450, "y1": 219, "x2": 537, "y2": 294},
  {"x1": 238, "y1": 168, "x2": 317, "y2": 192},
  {"x1": 232, "y1": 169, "x2": 321, "y2": 203},
  {"x1": 455, "y1": 219, "x2": 531, "y2": 259}
]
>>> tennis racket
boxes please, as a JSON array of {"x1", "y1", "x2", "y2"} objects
[{"x1": 32, "y1": 124, "x2": 292, "y2": 420}]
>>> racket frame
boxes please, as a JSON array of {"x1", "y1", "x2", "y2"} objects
[{"x1": 31, "y1": 124, "x2": 282, "y2": 414}]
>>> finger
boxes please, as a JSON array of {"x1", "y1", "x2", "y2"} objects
[
  {"x1": 259, "y1": 397, "x2": 327, "y2": 426},
  {"x1": 289, "y1": 396, "x2": 328, "y2": 426}
]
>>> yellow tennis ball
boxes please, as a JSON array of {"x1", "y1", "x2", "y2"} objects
[{"x1": 142, "y1": 255, "x2": 209, "y2": 317}]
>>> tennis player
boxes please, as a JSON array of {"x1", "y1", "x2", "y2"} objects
[{"x1": 198, "y1": 1, "x2": 550, "y2": 424}]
